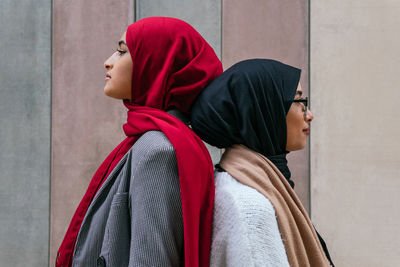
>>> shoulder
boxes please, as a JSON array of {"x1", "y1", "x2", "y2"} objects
[
  {"x1": 131, "y1": 130, "x2": 174, "y2": 155},
  {"x1": 125, "y1": 131, "x2": 176, "y2": 167},
  {"x1": 124, "y1": 131, "x2": 178, "y2": 186},
  {"x1": 213, "y1": 172, "x2": 282, "y2": 247},
  {"x1": 214, "y1": 171, "x2": 276, "y2": 218},
  {"x1": 212, "y1": 172, "x2": 289, "y2": 267},
  {"x1": 213, "y1": 171, "x2": 279, "y2": 240}
]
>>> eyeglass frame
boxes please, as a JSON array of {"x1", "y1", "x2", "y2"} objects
[{"x1": 292, "y1": 97, "x2": 308, "y2": 118}]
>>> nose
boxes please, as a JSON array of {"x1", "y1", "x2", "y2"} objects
[
  {"x1": 104, "y1": 55, "x2": 114, "y2": 70},
  {"x1": 305, "y1": 109, "x2": 314, "y2": 122}
]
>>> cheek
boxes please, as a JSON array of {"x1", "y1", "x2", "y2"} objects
[
  {"x1": 108, "y1": 60, "x2": 132, "y2": 99},
  {"x1": 286, "y1": 123, "x2": 298, "y2": 144},
  {"x1": 286, "y1": 108, "x2": 306, "y2": 150},
  {"x1": 120, "y1": 58, "x2": 133, "y2": 96}
]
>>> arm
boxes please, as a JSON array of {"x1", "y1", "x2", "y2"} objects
[{"x1": 128, "y1": 132, "x2": 183, "y2": 267}]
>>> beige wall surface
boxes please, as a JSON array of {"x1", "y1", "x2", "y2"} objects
[
  {"x1": 223, "y1": 0, "x2": 310, "y2": 211},
  {"x1": 310, "y1": 1, "x2": 400, "y2": 266},
  {"x1": 50, "y1": 1, "x2": 132, "y2": 265}
]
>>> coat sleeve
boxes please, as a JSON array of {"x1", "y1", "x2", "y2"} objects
[{"x1": 128, "y1": 132, "x2": 183, "y2": 267}]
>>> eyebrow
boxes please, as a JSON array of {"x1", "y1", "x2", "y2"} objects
[
  {"x1": 118, "y1": 40, "x2": 127, "y2": 47},
  {"x1": 295, "y1": 91, "x2": 303, "y2": 97}
]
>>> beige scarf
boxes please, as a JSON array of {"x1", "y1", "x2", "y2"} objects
[{"x1": 220, "y1": 144, "x2": 330, "y2": 267}]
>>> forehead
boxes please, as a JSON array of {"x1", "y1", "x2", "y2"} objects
[
  {"x1": 119, "y1": 31, "x2": 127, "y2": 44},
  {"x1": 295, "y1": 82, "x2": 303, "y2": 96},
  {"x1": 296, "y1": 82, "x2": 302, "y2": 92}
]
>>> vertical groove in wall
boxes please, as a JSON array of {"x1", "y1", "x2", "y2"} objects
[
  {"x1": 48, "y1": 0, "x2": 53, "y2": 263},
  {"x1": 132, "y1": 0, "x2": 136, "y2": 22},
  {"x1": 135, "y1": 0, "x2": 139, "y2": 22},
  {"x1": 219, "y1": 0, "x2": 223, "y2": 159},
  {"x1": 307, "y1": 0, "x2": 312, "y2": 217},
  {"x1": 220, "y1": 0, "x2": 223, "y2": 65}
]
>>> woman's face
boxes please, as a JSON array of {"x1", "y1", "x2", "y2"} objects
[
  {"x1": 286, "y1": 83, "x2": 314, "y2": 151},
  {"x1": 103, "y1": 31, "x2": 133, "y2": 100}
]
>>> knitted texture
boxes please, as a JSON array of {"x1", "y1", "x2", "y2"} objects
[{"x1": 210, "y1": 172, "x2": 289, "y2": 267}]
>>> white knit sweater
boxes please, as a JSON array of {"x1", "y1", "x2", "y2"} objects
[{"x1": 210, "y1": 171, "x2": 290, "y2": 267}]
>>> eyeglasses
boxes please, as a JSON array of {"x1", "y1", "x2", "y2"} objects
[{"x1": 292, "y1": 97, "x2": 308, "y2": 118}]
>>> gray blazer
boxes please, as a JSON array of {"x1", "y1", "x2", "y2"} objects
[{"x1": 71, "y1": 130, "x2": 184, "y2": 267}]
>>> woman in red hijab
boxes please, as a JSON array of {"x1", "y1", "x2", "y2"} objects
[{"x1": 56, "y1": 17, "x2": 222, "y2": 267}]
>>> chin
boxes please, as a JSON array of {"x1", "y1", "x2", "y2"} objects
[
  {"x1": 104, "y1": 86, "x2": 112, "y2": 97},
  {"x1": 104, "y1": 87, "x2": 118, "y2": 99},
  {"x1": 286, "y1": 140, "x2": 307, "y2": 151},
  {"x1": 297, "y1": 140, "x2": 307, "y2": 150},
  {"x1": 298, "y1": 144, "x2": 307, "y2": 150}
]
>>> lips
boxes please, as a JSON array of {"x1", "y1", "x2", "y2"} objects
[
  {"x1": 105, "y1": 73, "x2": 111, "y2": 81},
  {"x1": 303, "y1": 128, "x2": 310, "y2": 135}
]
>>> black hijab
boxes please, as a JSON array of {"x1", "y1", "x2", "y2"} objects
[
  {"x1": 190, "y1": 58, "x2": 334, "y2": 266},
  {"x1": 190, "y1": 59, "x2": 300, "y2": 187}
]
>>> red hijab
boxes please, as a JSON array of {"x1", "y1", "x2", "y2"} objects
[{"x1": 56, "y1": 17, "x2": 222, "y2": 267}]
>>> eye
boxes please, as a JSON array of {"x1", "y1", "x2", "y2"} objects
[
  {"x1": 116, "y1": 49, "x2": 127, "y2": 56},
  {"x1": 293, "y1": 97, "x2": 308, "y2": 109},
  {"x1": 295, "y1": 101, "x2": 305, "y2": 108}
]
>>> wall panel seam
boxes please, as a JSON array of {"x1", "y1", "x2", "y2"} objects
[{"x1": 307, "y1": 0, "x2": 311, "y2": 217}]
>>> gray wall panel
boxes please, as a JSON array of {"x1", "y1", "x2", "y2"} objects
[
  {"x1": 0, "y1": 0, "x2": 51, "y2": 266},
  {"x1": 137, "y1": 0, "x2": 221, "y2": 58},
  {"x1": 137, "y1": 0, "x2": 222, "y2": 163}
]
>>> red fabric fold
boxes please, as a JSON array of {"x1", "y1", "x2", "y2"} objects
[{"x1": 56, "y1": 17, "x2": 222, "y2": 267}]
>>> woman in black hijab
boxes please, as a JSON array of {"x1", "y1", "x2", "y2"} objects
[{"x1": 191, "y1": 59, "x2": 334, "y2": 267}]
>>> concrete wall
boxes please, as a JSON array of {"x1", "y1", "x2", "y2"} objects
[
  {"x1": 11, "y1": 1, "x2": 400, "y2": 266},
  {"x1": 0, "y1": 0, "x2": 51, "y2": 266},
  {"x1": 50, "y1": 1, "x2": 133, "y2": 265},
  {"x1": 310, "y1": 1, "x2": 400, "y2": 266},
  {"x1": 222, "y1": 0, "x2": 310, "y2": 210}
]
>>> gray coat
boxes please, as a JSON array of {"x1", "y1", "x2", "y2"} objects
[{"x1": 71, "y1": 130, "x2": 184, "y2": 267}]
